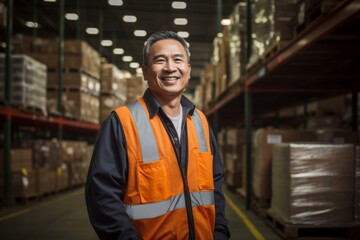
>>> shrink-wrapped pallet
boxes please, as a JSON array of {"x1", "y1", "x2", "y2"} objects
[
  {"x1": 272, "y1": 143, "x2": 354, "y2": 224},
  {"x1": 228, "y1": 2, "x2": 247, "y2": 84},
  {"x1": 252, "y1": 128, "x2": 317, "y2": 203},
  {"x1": 0, "y1": 54, "x2": 47, "y2": 115}
]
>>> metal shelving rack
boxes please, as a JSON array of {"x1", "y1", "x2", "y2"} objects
[
  {"x1": 1, "y1": 0, "x2": 101, "y2": 202},
  {"x1": 206, "y1": 0, "x2": 360, "y2": 209}
]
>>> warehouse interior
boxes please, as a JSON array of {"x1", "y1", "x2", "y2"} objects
[{"x1": 1, "y1": 0, "x2": 360, "y2": 239}]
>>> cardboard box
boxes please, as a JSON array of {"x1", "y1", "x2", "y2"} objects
[
  {"x1": 271, "y1": 143, "x2": 354, "y2": 224},
  {"x1": 36, "y1": 168, "x2": 57, "y2": 195},
  {"x1": 0, "y1": 149, "x2": 33, "y2": 172},
  {"x1": 11, "y1": 169, "x2": 38, "y2": 199}
]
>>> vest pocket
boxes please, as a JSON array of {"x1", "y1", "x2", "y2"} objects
[
  {"x1": 195, "y1": 152, "x2": 215, "y2": 190},
  {"x1": 137, "y1": 159, "x2": 172, "y2": 203}
]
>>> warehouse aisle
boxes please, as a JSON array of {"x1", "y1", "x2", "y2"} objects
[{"x1": 0, "y1": 186, "x2": 281, "y2": 240}]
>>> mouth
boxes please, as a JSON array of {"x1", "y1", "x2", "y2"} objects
[{"x1": 160, "y1": 76, "x2": 180, "y2": 81}]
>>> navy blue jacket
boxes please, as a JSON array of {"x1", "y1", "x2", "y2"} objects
[{"x1": 85, "y1": 89, "x2": 230, "y2": 239}]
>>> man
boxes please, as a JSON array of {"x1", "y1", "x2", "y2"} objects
[{"x1": 85, "y1": 31, "x2": 230, "y2": 240}]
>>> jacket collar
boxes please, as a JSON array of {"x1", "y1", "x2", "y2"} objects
[{"x1": 142, "y1": 88, "x2": 195, "y2": 119}]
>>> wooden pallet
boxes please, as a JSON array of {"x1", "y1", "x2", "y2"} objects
[
  {"x1": 264, "y1": 209, "x2": 359, "y2": 240},
  {"x1": 14, "y1": 104, "x2": 47, "y2": 116},
  {"x1": 251, "y1": 195, "x2": 270, "y2": 218}
]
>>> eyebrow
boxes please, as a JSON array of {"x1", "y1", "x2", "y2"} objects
[{"x1": 152, "y1": 53, "x2": 185, "y2": 61}]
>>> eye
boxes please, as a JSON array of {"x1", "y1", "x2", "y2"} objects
[
  {"x1": 155, "y1": 58, "x2": 165, "y2": 63},
  {"x1": 174, "y1": 58, "x2": 183, "y2": 63}
]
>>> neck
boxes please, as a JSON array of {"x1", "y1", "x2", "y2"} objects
[{"x1": 152, "y1": 92, "x2": 182, "y2": 117}]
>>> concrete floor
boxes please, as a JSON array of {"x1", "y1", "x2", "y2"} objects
[{"x1": 0, "y1": 186, "x2": 281, "y2": 240}]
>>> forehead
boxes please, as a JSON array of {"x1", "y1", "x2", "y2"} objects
[{"x1": 150, "y1": 39, "x2": 187, "y2": 55}]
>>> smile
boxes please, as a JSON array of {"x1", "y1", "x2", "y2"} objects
[{"x1": 160, "y1": 76, "x2": 180, "y2": 81}]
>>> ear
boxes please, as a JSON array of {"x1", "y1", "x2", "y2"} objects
[{"x1": 141, "y1": 64, "x2": 148, "y2": 81}]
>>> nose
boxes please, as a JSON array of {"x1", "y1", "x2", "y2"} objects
[{"x1": 164, "y1": 60, "x2": 176, "y2": 72}]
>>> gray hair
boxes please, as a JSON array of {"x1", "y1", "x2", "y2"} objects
[{"x1": 142, "y1": 31, "x2": 190, "y2": 66}]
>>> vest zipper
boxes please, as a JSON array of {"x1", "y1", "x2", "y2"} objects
[{"x1": 160, "y1": 110, "x2": 196, "y2": 240}]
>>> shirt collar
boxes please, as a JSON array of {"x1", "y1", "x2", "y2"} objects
[{"x1": 142, "y1": 88, "x2": 196, "y2": 119}]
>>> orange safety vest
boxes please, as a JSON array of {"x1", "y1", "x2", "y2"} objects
[{"x1": 115, "y1": 97, "x2": 215, "y2": 240}]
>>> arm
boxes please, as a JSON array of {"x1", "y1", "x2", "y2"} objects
[
  {"x1": 85, "y1": 112, "x2": 140, "y2": 240},
  {"x1": 210, "y1": 128, "x2": 231, "y2": 240}
]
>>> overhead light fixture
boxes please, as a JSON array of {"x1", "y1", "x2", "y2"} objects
[
  {"x1": 113, "y1": 48, "x2": 124, "y2": 54},
  {"x1": 65, "y1": 13, "x2": 79, "y2": 21},
  {"x1": 108, "y1": 0, "x2": 123, "y2": 6},
  {"x1": 134, "y1": 30, "x2": 147, "y2": 37},
  {"x1": 221, "y1": 19, "x2": 231, "y2": 26},
  {"x1": 25, "y1": 21, "x2": 39, "y2": 28},
  {"x1": 174, "y1": 18, "x2": 188, "y2": 25},
  {"x1": 43, "y1": 0, "x2": 56, "y2": 2},
  {"x1": 122, "y1": 56, "x2": 133, "y2": 62},
  {"x1": 177, "y1": 31, "x2": 189, "y2": 38},
  {"x1": 86, "y1": 27, "x2": 99, "y2": 35},
  {"x1": 123, "y1": 15, "x2": 137, "y2": 23},
  {"x1": 172, "y1": 1, "x2": 186, "y2": 9},
  {"x1": 130, "y1": 62, "x2": 140, "y2": 69},
  {"x1": 136, "y1": 68, "x2": 143, "y2": 75},
  {"x1": 101, "y1": 40, "x2": 113, "y2": 47}
]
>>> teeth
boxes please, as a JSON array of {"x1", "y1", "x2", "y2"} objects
[{"x1": 162, "y1": 77, "x2": 178, "y2": 81}]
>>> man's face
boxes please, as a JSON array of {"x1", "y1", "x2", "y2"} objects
[{"x1": 142, "y1": 39, "x2": 191, "y2": 99}]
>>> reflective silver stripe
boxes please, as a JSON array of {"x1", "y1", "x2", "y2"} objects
[
  {"x1": 192, "y1": 111, "x2": 208, "y2": 152},
  {"x1": 127, "y1": 101, "x2": 159, "y2": 163},
  {"x1": 125, "y1": 191, "x2": 214, "y2": 220}
]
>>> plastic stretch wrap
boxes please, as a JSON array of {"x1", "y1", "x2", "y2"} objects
[
  {"x1": 228, "y1": 2, "x2": 247, "y2": 84},
  {"x1": 0, "y1": 54, "x2": 47, "y2": 115},
  {"x1": 250, "y1": 0, "x2": 297, "y2": 64},
  {"x1": 272, "y1": 143, "x2": 354, "y2": 224}
]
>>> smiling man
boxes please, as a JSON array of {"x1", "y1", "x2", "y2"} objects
[{"x1": 85, "y1": 31, "x2": 230, "y2": 240}]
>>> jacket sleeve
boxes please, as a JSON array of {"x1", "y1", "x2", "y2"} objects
[
  {"x1": 210, "y1": 128, "x2": 231, "y2": 240},
  {"x1": 85, "y1": 112, "x2": 140, "y2": 240}
]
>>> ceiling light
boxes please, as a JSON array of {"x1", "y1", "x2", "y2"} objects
[
  {"x1": 113, "y1": 48, "x2": 124, "y2": 54},
  {"x1": 130, "y1": 62, "x2": 140, "y2": 69},
  {"x1": 177, "y1": 31, "x2": 189, "y2": 38},
  {"x1": 221, "y1": 19, "x2": 231, "y2": 26},
  {"x1": 86, "y1": 27, "x2": 99, "y2": 35},
  {"x1": 108, "y1": 0, "x2": 123, "y2": 6},
  {"x1": 174, "y1": 18, "x2": 188, "y2": 25},
  {"x1": 172, "y1": 1, "x2": 186, "y2": 9},
  {"x1": 136, "y1": 68, "x2": 143, "y2": 74},
  {"x1": 134, "y1": 30, "x2": 147, "y2": 37},
  {"x1": 43, "y1": 0, "x2": 56, "y2": 2},
  {"x1": 65, "y1": 13, "x2": 79, "y2": 21},
  {"x1": 122, "y1": 56, "x2": 133, "y2": 62},
  {"x1": 101, "y1": 40, "x2": 113, "y2": 47},
  {"x1": 123, "y1": 15, "x2": 137, "y2": 23},
  {"x1": 25, "y1": 21, "x2": 39, "y2": 28}
]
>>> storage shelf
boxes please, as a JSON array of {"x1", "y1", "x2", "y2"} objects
[
  {"x1": 0, "y1": 107, "x2": 100, "y2": 132},
  {"x1": 205, "y1": 0, "x2": 360, "y2": 118}
]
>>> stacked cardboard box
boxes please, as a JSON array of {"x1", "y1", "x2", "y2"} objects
[
  {"x1": 0, "y1": 149, "x2": 37, "y2": 199},
  {"x1": 100, "y1": 64, "x2": 128, "y2": 122},
  {"x1": 12, "y1": 35, "x2": 101, "y2": 123},
  {"x1": 0, "y1": 54, "x2": 47, "y2": 115},
  {"x1": 47, "y1": 90, "x2": 99, "y2": 123},
  {"x1": 36, "y1": 168, "x2": 57, "y2": 195},
  {"x1": 272, "y1": 143, "x2": 354, "y2": 224},
  {"x1": 126, "y1": 76, "x2": 147, "y2": 103},
  {"x1": 224, "y1": 127, "x2": 245, "y2": 189}
]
